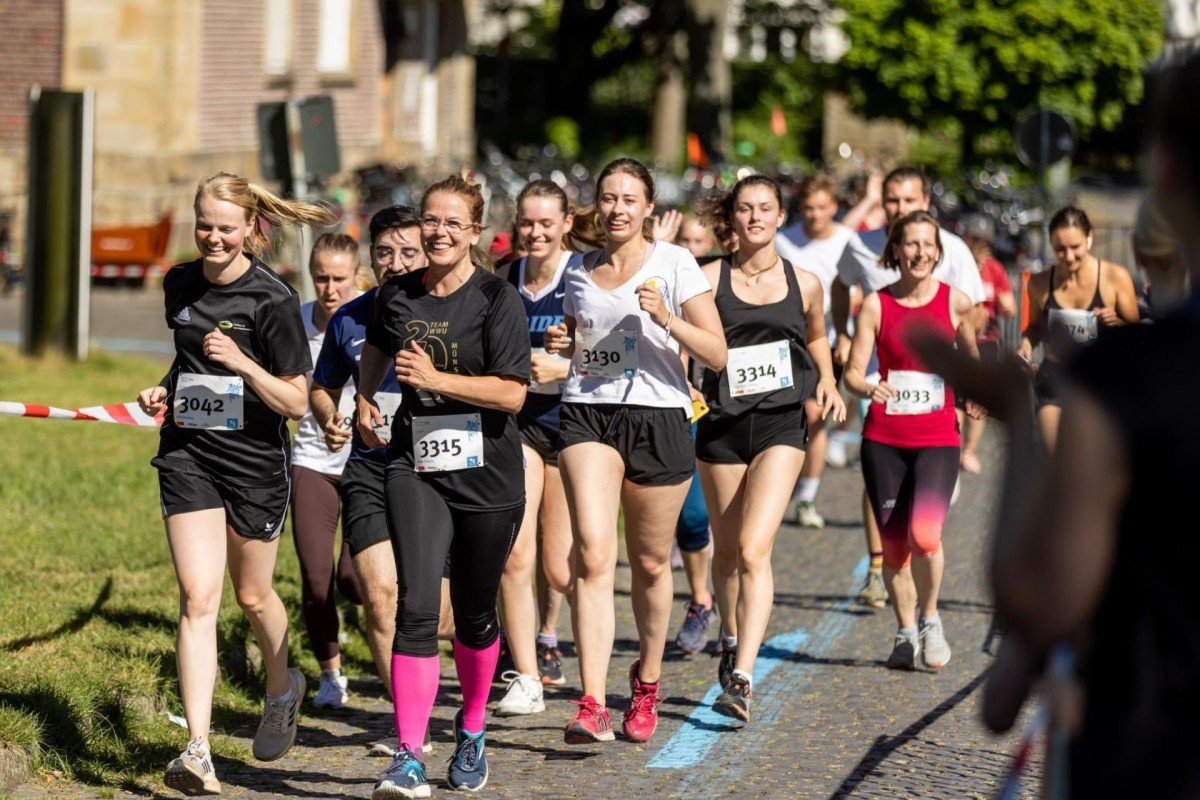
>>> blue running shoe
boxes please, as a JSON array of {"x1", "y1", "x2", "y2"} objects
[
  {"x1": 372, "y1": 746, "x2": 429, "y2": 799},
  {"x1": 447, "y1": 710, "x2": 488, "y2": 792},
  {"x1": 674, "y1": 602, "x2": 713, "y2": 655}
]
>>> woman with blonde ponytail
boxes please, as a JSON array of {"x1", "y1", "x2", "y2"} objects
[{"x1": 135, "y1": 172, "x2": 335, "y2": 795}]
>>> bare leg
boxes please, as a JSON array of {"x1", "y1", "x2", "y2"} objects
[
  {"x1": 1038, "y1": 405, "x2": 1061, "y2": 454},
  {"x1": 226, "y1": 527, "x2": 291, "y2": 697},
  {"x1": 911, "y1": 548, "x2": 945, "y2": 620},
  {"x1": 884, "y1": 565, "x2": 918, "y2": 630},
  {"x1": 497, "y1": 444, "x2": 544, "y2": 678},
  {"x1": 680, "y1": 545, "x2": 713, "y2": 608},
  {"x1": 351, "y1": 540, "x2": 398, "y2": 693},
  {"x1": 538, "y1": 462, "x2": 574, "y2": 635},
  {"x1": 698, "y1": 461, "x2": 747, "y2": 640}
]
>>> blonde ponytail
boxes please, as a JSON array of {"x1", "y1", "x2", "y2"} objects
[{"x1": 194, "y1": 172, "x2": 338, "y2": 257}]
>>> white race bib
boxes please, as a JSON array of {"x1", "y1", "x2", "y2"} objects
[
  {"x1": 372, "y1": 392, "x2": 403, "y2": 445},
  {"x1": 529, "y1": 349, "x2": 569, "y2": 395},
  {"x1": 727, "y1": 340, "x2": 794, "y2": 398},
  {"x1": 1048, "y1": 308, "x2": 1098, "y2": 344},
  {"x1": 577, "y1": 329, "x2": 639, "y2": 379},
  {"x1": 411, "y1": 413, "x2": 484, "y2": 472},
  {"x1": 885, "y1": 370, "x2": 945, "y2": 416},
  {"x1": 174, "y1": 372, "x2": 244, "y2": 430}
]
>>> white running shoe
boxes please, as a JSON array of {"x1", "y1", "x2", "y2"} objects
[
  {"x1": 886, "y1": 629, "x2": 920, "y2": 671},
  {"x1": 825, "y1": 433, "x2": 848, "y2": 468},
  {"x1": 164, "y1": 736, "x2": 221, "y2": 795},
  {"x1": 493, "y1": 671, "x2": 545, "y2": 717},
  {"x1": 794, "y1": 501, "x2": 825, "y2": 529},
  {"x1": 313, "y1": 669, "x2": 349, "y2": 709},
  {"x1": 919, "y1": 616, "x2": 952, "y2": 669}
]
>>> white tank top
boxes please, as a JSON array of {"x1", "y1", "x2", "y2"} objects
[
  {"x1": 561, "y1": 241, "x2": 711, "y2": 413},
  {"x1": 292, "y1": 301, "x2": 357, "y2": 476}
]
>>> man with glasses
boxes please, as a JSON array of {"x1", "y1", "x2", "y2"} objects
[{"x1": 310, "y1": 206, "x2": 437, "y2": 756}]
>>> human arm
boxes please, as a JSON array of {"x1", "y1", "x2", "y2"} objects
[
  {"x1": 652, "y1": 209, "x2": 683, "y2": 243},
  {"x1": 394, "y1": 341, "x2": 527, "y2": 413},
  {"x1": 830, "y1": 277, "x2": 853, "y2": 366},
  {"x1": 1095, "y1": 261, "x2": 1142, "y2": 327},
  {"x1": 950, "y1": 288, "x2": 987, "y2": 421},
  {"x1": 842, "y1": 293, "x2": 891, "y2": 403},
  {"x1": 202, "y1": 327, "x2": 308, "y2": 419},
  {"x1": 840, "y1": 172, "x2": 882, "y2": 232},
  {"x1": 638, "y1": 283, "x2": 728, "y2": 372},
  {"x1": 354, "y1": 342, "x2": 390, "y2": 448}
]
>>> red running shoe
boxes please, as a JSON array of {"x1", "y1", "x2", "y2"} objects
[
  {"x1": 622, "y1": 660, "x2": 662, "y2": 743},
  {"x1": 564, "y1": 695, "x2": 615, "y2": 744}
]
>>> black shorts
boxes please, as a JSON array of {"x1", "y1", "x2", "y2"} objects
[
  {"x1": 696, "y1": 406, "x2": 808, "y2": 465},
  {"x1": 518, "y1": 414, "x2": 560, "y2": 466},
  {"x1": 339, "y1": 457, "x2": 391, "y2": 557},
  {"x1": 153, "y1": 455, "x2": 289, "y2": 542},
  {"x1": 1034, "y1": 361, "x2": 1063, "y2": 410},
  {"x1": 559, "y1": 403, "x2": 694, "y2": 486}
]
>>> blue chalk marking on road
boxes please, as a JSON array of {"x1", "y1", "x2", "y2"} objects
[{"x1": 648, "y1": 554, "x2": 870, "y2": 769}]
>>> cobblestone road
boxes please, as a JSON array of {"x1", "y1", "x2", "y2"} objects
[{"x1": 13, "y1": 429, "x2": 1038, "y2": 800}]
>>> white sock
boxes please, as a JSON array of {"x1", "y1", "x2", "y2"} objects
[
  {"x1": 721, "y1": 634, "x2": 738, "y2": 650},
  {"x1": 269, "y1": 684, "x2": 296, "y2": 703},
  {"x1": 794, "y1": 478, "x2": 820, "y2": 504}
]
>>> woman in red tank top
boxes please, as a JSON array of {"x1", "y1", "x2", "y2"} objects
[{"x1": 844, "y1": 211, "x2": 985, "y2": 671}]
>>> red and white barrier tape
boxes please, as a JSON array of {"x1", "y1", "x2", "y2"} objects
[{"x1": 0, "y1": 401, "x2": 163, "y2": 427}]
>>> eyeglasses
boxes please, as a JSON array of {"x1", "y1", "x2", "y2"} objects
[{"x1": 420, "y1": 216, "x2": 475, "y2": 236}]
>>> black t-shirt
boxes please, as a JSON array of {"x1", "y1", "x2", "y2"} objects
[
  {"x1": 155, "y1": 257, "x2": 312, "y2": 485},
  {"x1": 1067, "y1": 305, "x2": 1200, "y2": 798},
  {"x1": 366, "y1": 267, "x2": 530, "y2": 511}
]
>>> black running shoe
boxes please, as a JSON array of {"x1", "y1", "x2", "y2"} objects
[
  {"x1": 713, "y1": 673, "x2": 751, "y2": 721},
  {"x1": 537, "y1": 641, "x2": 566, "y2": 686},
  {"x1": 717, "y1": 645, "x2": 737, "y2": 690}
]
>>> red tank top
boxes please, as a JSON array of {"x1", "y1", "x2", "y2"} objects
[{"x1": 862, "y1": 281, "x2": 961, "y2": 449}]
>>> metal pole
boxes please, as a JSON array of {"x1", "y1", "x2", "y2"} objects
[
  {"x1": 75, "y1": 88, "x2": 94, "y2": 361},
  {"x1": 286, "y1": 99, "x2": 315, "y2": 303}
]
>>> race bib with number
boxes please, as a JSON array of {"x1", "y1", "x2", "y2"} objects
[
  {"x1": 885, "y1": 370, "x2": 945, "y2": 416},
  {"x1": 411, "y1": 413, "x2": 484, "y2": 472},
  {"x1": 1048, "y1": 308, "x2": 1098, "y2": 345},
  {"x1": 174, "y1": 372, "x2": 244, "y2": 430},
  {"x1": 372, "y1": 392, "x2": 403, "y2": 445},
  {"x1": 577, "y1": 329, "x2": 639, "y2": 379},
  {"x1": 727, "y1": 340, "x2": 794, "y2": 398},
  {"x1": 529, "y1": 349, "x2": 569, "y2": 395}
]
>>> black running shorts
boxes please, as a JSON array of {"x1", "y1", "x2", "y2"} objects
[
  {"x1": 558, "y1": 403, "x2": 694, "y2": 486},
  {"x1": 518, "y1": 413, "x2": 560, "y2": 467},
  {"x1": 696, "y1": 406, "x2": 808, "y2": 465},
  {"x1": 154, "y1": 455, "x2": 289, "y2": 541},
  {"x1": 339, "y1": 457, "x2": 392, "y2": 557}
]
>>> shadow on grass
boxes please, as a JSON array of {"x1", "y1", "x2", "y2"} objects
[{"x1": 3, "y1": 577, "x2": 113, "y2": 651}]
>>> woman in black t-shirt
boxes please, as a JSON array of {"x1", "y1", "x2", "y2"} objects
[
  {"x1": 135, "y1": 172, "x2": 335, "y2": 795},
  {"x1": 356, "y1": 175, "x2": 529, "y2": 798}
]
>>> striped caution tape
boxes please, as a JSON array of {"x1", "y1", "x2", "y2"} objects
[{"x1": 0, "y1": 400, "x2": 163, "y2": 427}]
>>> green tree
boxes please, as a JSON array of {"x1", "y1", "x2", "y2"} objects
[{"x1": 835, "y1": 0, "x2": 1163, "y2": 165}]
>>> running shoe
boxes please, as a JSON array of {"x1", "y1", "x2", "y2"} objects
[
  {"x1": 919, "y1": 616, "x2": 952, "y2": 669},
  {"x1": 537, "y1": 641, "x2": 566, "y2": 686},
  {"x1": 673, "y1": 602, "x2": 713, "y2": 655},
  {"x1": 622, "y1": 660, "x2": 662, "y2": 743},
  {"x1": 564, "y1": 695, "x2": 615, "y2": 743},
  {"x1": 313, "y1": 669, "x2": 349, "y2": 709},
  {"x1": 252, "y1": 667, "x2": 306, "y2": 761},
  {"x1": 825, "y1": 433, "x2": 849, "y2": 468},
  {"x1": 492, "y1": 639, "x2": 514, "y2": 683},
  {"x1": 794, "y1": 501, "x2": 825, "y2": 529},
  {"x1": 372, "y1": 746, "x2": 429, "y2": 799},
  {"x1": 368, "y1": 728, "x2": 432, "y2": 758},
  {"x1": 856, "y1": 570, "x2": 887, "y2": 609},
  {"x1": 494, "y1": 671, "x2": 545, "y2": 716},
  {"x1": 713, "y1": 673, "x2": 752, "y2": 722},
  {"x1": 164, "y1": 736, "x2": 221, "y2": 796},
  {"x1": 447, "y1": 710, "x2": 488, "y2": 792},
  {"x1": 717, "y1": 644, "x2": 737, "y2": 690},
  {"x1": 886, "y1": 629, "x2": 920, "y2": 671}
]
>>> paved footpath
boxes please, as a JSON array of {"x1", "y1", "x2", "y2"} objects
[{"x1": 15, "y1": 433, "x2": 1038, "y2": 799}]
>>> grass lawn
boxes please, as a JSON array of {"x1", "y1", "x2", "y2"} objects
[{"x1": 0, "y1": 347, "x2": 375, "y2": 792}]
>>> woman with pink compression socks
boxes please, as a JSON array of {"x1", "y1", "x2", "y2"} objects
[
  {"x1": 356, "y1": 175, "x2": 530, "y2": 799},
  {"x1": 843, "y1": 210, "x2": 985, "y2": 672}
]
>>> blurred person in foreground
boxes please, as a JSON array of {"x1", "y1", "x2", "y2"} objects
[{"x1": 909, "y1": 54, "x2": 1200, "y2": 799}]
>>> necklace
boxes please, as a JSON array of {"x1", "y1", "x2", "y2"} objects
[{"x1": 738, "y1": 257, "x2": 779, "y2": 284}]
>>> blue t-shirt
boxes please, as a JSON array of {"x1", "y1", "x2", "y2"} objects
[
  {"x1": 505, "y1": 252, "x2": 581, "y2": 433},
  {"x1": 313, "y1": 287, "x2": 402, "y2": 462}
]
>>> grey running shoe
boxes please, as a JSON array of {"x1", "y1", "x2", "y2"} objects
[
  {"x1": 919, "y1": 616, "x2": 952, "y2": 669},
  {"x1": 674, "y1": 602, "x2": 713, "y2": 654},
  {"x1": 717, "y1": 644, "x2": 737, "y2": 690},
  {"x1": 372, "y1": 746, "x2": 429, "y2": 799},
  {"x1": 536, "y1": 641, "x2": 566, "y2": 686},
  {"x1": 447, "y1": 710, "x2": 488, "y2": 792},
  {"x1": 795, "y1": 501, "x2": 825, "y2": 529},
  {"x1": 713, "y1": 673, "x2": 752, "y2": 722},
  {"x1": 164, "y1": 736, "x2": 221, "y2": 796},
  {"x1": 857, "y1": 570, "x2": 887, "y2": 609},
  {"x1": 252, "y1": 667, "x2": 306, "y2": 761},
  {"x1": 886, "y1": 629, "x2": 920, "y2": 671}
]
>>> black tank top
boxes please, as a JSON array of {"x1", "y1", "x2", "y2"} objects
[
  {"x1": 1043, "y1": 258, "x2": 1105, "y2": 358},
  {"x1": 702, "y1": 258, "x2": 815, "y2": 419}
]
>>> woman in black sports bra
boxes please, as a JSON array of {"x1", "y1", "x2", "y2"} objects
[
  {"x1": 1020, "y1": 206, "x2": 1140, "y2": 450},
  {"x1": 692, "y1": 175, "x2": 845, "y2": 722}
]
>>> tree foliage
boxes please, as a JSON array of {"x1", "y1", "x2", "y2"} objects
[{"x1": 835, "y1": 0, "x2": 1163, "y2": 161}]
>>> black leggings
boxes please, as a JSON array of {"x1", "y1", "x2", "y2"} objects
[
  {"x1": 384, "y1": 471, "x2": 522, "y2": 657},
  {"x1": 860, "y1": 441, "x2": 959, "y2": 571},
  {"x1": 291, "y1": 466, "x2": 362, "y2": 663}
]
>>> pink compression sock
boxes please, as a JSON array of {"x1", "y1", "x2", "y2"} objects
[
  {"x1": 453, "y1": 637, "x2": 500, "y2": 733},
  {"x1": 391, "y1": 653, "x2": 440, "y2": 753}
]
